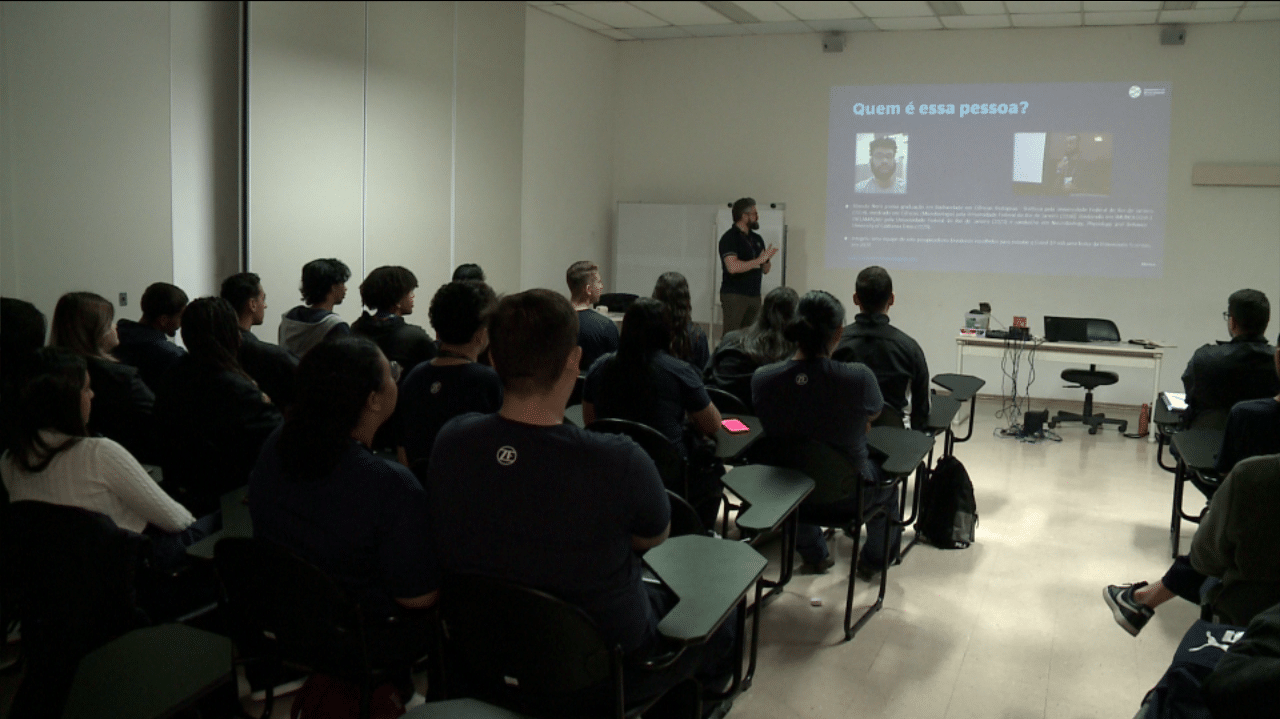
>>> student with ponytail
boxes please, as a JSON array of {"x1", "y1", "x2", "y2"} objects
[{"x1": 751, "y1": 290, "x2": 901, "y2": 576}]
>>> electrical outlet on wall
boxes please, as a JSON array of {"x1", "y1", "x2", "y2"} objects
[{"x1": 119, "y1": 292, "x2": 127, "y2": 306}]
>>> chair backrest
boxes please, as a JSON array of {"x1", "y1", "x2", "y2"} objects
[
  {"x1": 586, "y1": 418, "x2": 687, "y2": 495},
  {"x1": 743, "y1": 436, "x2": 858, "y2": 507},
  {"x1": 213, "y1": 536, "x2": 370, "y2": 677},
  {"x1": 666, "y1": 489, "x2": 706, "y2": 537},
  {"x1": 705, "y1": 386, "x2": 750, "y2": 416},
  {"x1": 439, "y1": 573, "x2": 621, "y2": 717},
  {"x1": 4, "y1": 501, "x2": 149, "y2": 658},
  {"x1": 1085, "y1": 318, "x2": 1120, "y2": 342}
]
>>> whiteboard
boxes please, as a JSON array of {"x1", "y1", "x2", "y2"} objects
[{"x1": 614, "y1": 202, "x2": 787, "y2": 328}]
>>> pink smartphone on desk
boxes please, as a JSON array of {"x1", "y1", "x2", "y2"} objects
[{"x1": 721, "y1": 418, "x2": 750, "y2": 434}]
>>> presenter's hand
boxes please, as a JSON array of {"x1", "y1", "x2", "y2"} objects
[{"x1": 761, "y1": 245, "x2": 778, "y2": 263}]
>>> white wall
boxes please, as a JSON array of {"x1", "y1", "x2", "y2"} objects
[
  {"x1": 0, "y1": 0, "x2": 241, "y2": 324},
  {"x1": 612, "y1": 22, "x2": 1280, "y2": 405},
  {"x1": 520, "y1": 8, "x2": 618, "y2": 295},
  {"x1": 1, "y1": 0, "x2": 175, "y2": 322}
]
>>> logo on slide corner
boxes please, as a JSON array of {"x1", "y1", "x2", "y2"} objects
[
  {"x1": 795, "y1": 373, "x2": 809, "y2": 386},
  {"x1": 1128, "y1": 85, "x2": 1142, "y2": 99},
  {"x1": 496, "y1": 446, "x2": 517, "y2": 466}
]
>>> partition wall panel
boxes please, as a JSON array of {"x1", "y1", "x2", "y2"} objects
[{"x1": 247, "y1": 0, "x2": 365, "y2": 340}]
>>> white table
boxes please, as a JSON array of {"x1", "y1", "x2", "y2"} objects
[{"x1": 956, "y1": 335, "x2": 1164, "y2": 442}]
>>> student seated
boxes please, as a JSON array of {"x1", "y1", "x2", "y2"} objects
[
  {"x1": 752, "y1": 290, "x2": 900, "y2": 576},
  {"x1": 1, "y1": 298, "x2": 46, "y2": 454},
  {"x1": 113, "y1": 282, "x2": 188, "y2": 392},
  {"x1": 1105, "y1": 345, "x2": 1280, "y2": 635},
  {"x1": 220, "y1": 272, "x2": 298, "y2": 410},
  {"x1": 250, "y1": 337, "x2": 437, "y2": 703},
  {"x1": 396, "y1": 281, "x2": 500, "y2": 470},
  {"x1": 352, "y1": 265, "x2": 436, "y2": 375},
  {"x1": 49, "y1": 292, "x2": 156, "y2": 462},
  {"x1": 582, "y1": 298, "x2": 723, "y2": 525},
  {"x1": 566, "y1": 260, "x2": 618, "y2": 372},
  {"x1": 279, "y1": 258, "x2": 352, "y2": 358},
  {"x1": 2, "y1": 348, "x2": 203, "y2": 570},
  {"x1": 832, "y1": 266, "x2": 931, "y2": 430},
  {"x1": 426, "y1": 289, "x2": 733, "y2": 707},
  {"x1": 704, "y1": 285, "x2": 798, "y2": 412},
  {"x1": 154, "y1": 298, "x2": 282, "y2": 517},
  {"x1": 1181, "y1": 289, "x2": 1278, "y2": 429},
  {"x1": 654, "y1": 271, "x2": 710, "y2": 371}
]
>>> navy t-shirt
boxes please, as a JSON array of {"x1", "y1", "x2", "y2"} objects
[
  {"x1": 718, "y1": 226, "x2": 765, "y2": 297},
  {"x1": 1215, "y1": 398, "x2": 1280, "y2": 475},
  {"x1": 577, "y1": 309, "x2": 620, "y2": 373},
  {"x1": 249, "y1": 429, "x2": 438, "y2": 618},
  {"x1": 398, "y1": 361, "x2": 503, "y2": 466},
  {"x1": 751, "y1": 358, "x2": 883, "y2": 474},
  {"x1": 583, "y1": 352, "x2": 712, "y2": 456},
  {"x1": 427, "y1": 414, "x2": 669, "y2": 654}
]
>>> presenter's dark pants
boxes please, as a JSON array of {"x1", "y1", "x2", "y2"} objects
[{"x1": 720, "y1": 292, "x2": 760, "y2": 334}]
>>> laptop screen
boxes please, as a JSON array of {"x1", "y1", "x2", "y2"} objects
[{"x1": 1043, "y1": 316, "x2": 1090, "y2": 342}]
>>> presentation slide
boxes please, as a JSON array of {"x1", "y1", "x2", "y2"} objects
[{"x1": 825, "y1": 82, "x2": 1171, "y2": 278}]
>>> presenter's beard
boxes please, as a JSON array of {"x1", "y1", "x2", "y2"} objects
[
  {"x1": 871, "y1": 161, "x2": 896, "y2": 182},
  {"x1": 748, "y1": 220, "x2": 759, "y2": 230}
]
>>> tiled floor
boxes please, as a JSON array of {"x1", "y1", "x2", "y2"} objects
[
  {"x1": 0, "y1": 397, "x2": 1198, "y2": 718},
  {"x1": 727, "y1": 397, "x2": 1197, "y2": 719}
]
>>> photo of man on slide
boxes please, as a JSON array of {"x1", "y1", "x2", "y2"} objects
[
  {"x1": 855, "y1": 135, "x2": 907, "y2": 194},
  {"x1": 1013, "y1": 131, "x2": 1112, "y2": 196}
]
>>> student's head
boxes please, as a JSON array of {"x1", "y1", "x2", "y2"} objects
[
  {"x1": 280, "y1": 337, "x2": 394, "y2": 480},
  {"x1": 618, "y1": 297, "x2": 671, "y2": 359},
  {"x1": 488, "y1": 289, "x2": 580, "y2": 395},
  {"x1": 180, "y1": 297, "x2": 244, "y2": 374},
  {"x1": 869, "y1": 137, "x2": 898, "y2": 181},
  {"x1": 50, "y1": 292, "x2": 118, "y2": 359},
  {"x1": 1, "y1": 298, "x2": 48, "y2": 369},
  {"x1": 360, "y1": 266, "x2": 419, "y2": 315},
  {"x1": 429, "y1": 280, "x2": 496, "y2": 346},
  {"x1": 221, "y1": 272, "x2": 267, "y2": 326},
  {"x1": 653, "y1": 271, "x2": 696, "y2": 360},
  {"x1": 854, "y1": 266, "x2": 894, "y2": 314},
  {"x1": 566, "y1": 261, "x2": 603, "y2": 303},
  {"x1": 1227, "y1": 289, "x2": 1270, "y2": 337},
  {"x1": 140, "y1": 282, "x2": 189, "y2": 336},
  {"x1": 300, "y1": 258, "x2": 351, "y2": 306},
  {"x1": 7, "y1": 347, "x2": 91, "y2": 472},
  {"x1": 741, "y1": 286, "x2": 799, "y2": 364},
  {"x1": 451, "y1": 263, "x2": 485, "y2": 283},
  {"x1": 784, "y1": 290, "x2": 846, "y2": 359},
  {"x1": 732, "y1": 197, "x2": 758, "y2": 229}
]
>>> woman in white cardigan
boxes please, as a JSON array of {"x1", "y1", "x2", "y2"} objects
[{"x1": 2, "y1": 347, "x2": 204, "y2": 567}]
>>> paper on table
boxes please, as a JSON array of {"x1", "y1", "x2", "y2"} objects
[{"x1": 1163, "y1": 392, "x2": 1188, "y2": 411}]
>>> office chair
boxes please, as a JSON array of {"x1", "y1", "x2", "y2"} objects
[{"x1": 1049, "y1": 319, "x2": 1129, "y2": 435}]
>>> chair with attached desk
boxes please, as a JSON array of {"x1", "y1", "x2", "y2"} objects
[
  {"x1": 214, "y1": 536, "x2": 420, "y2": 719},
  {"x1": 1168, "y1": 428, "x2": 1223, "y2": 558},
  {"x1": 437, "y1": 573, "x2": 691, "y2": 719},
  {"x1": 1044, "y1": 317, "x2": 1129, "y2": 435},
  {"x1": 742, "y1": 437, "x2": 912, "y2": 640}
]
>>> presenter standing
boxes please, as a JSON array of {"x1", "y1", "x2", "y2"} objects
[{"x1": 719, "y1": 197, "x2": 777, "y2": 333}]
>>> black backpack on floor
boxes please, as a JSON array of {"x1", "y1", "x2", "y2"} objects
[{"x1": 918, "y1": 455, "x2": 978, "y2": 549}]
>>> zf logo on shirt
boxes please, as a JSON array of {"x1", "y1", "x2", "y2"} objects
[
  {"x1": 496, "y1": 446, "x2": 517, "y2": 466},
  {"x1": 795, "y1": 373, "x2": 809, "y2": 386}
]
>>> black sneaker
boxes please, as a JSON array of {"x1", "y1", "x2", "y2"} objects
[
  {"x1": 1104, "y1": 582, "x2": 1154, "y2": 636},
  {"x1": 855, "y1": 561, "x2": 883, "y2": 583},
  {"x1": 799, "y1": 556, "x2": 836, "y2": 574}
]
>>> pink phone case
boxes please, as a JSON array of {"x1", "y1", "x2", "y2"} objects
[{"x1": 721, "y1": 419, "x2": 750, "y2": 434}]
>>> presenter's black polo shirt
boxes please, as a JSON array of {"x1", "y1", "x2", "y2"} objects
[{"x1": 718, "y1": 226, "x2": 766, "y2": 298}]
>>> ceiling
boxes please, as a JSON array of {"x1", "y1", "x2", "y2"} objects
[{"x1": 529, "y1": 1, "x2": 1280, "y2": 40}]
